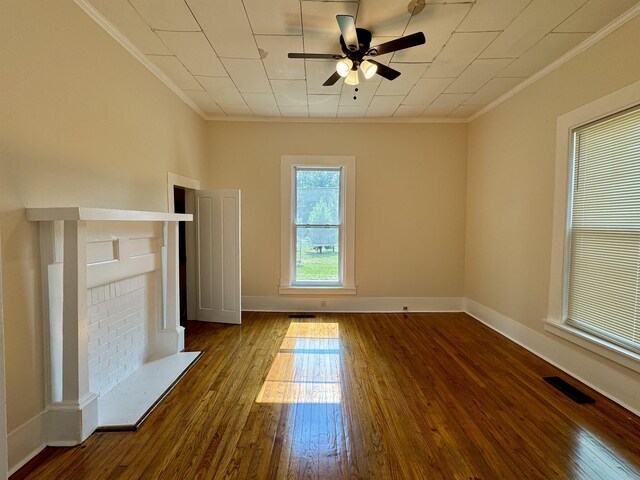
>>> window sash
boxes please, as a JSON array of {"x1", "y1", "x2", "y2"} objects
[{"x1": 566, "y1": 105, "x2": 640, "y2": 353}]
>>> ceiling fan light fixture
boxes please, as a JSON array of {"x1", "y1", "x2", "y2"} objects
[
  {"x1": 336, "y1": 58, "x2": 353, "y2": 77},
  {"x1": 360, "y1": 60, "x2": 377, "y2": 79},
  {"x1": 345, "y1": 69, "x2": 360, "y2": 86}
]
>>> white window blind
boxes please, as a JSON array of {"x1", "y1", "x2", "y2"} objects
[{"x1": 567, "y1": 105, "x2": 640, "y2": 353}]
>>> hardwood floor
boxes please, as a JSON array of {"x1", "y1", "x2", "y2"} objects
[{"x1": 12, "y1": 312, "x2": 640, "y2": 479}]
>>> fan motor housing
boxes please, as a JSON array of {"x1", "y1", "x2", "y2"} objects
[{"x1": 340, "y1": 28, "x2": 373, "y2": 64}]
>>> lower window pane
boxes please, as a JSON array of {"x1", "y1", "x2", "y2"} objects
[{"x1": 295, "y1": 227, "x2": 339, "y2": 282}]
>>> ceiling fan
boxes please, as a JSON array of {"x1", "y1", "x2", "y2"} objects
[{"x1": 288, "y1": 15, "x2": 426, "y2": 86}]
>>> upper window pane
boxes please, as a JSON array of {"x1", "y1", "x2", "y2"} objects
[{"x1": 296, "y1": 169, "x2": 340, "y2": 225}]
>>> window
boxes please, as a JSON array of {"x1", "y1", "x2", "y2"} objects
[
  {"x1": 280, "y1": 156, "x2": 355, "y2": 294},
  {"x1": 566, "y1": 105, "x2": 640, "y2": 354}
]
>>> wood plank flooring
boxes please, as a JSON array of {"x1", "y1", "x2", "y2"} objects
[{"x1": 12, "y1": 312, "x2": 640, "y2": 479}]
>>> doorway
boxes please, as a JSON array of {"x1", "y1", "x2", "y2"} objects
[{"x1": 174, "y1": 186, "x2": 188, "y2": 326}]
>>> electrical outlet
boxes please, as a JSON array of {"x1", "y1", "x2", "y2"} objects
[
  {"x1": 402, "y1": 305, "x2": 408, "y2": 312},
  {"x1": 321, "y1": 299, "x2": 327, "y2": 307}
]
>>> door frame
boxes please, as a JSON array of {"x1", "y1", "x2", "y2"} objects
[
  {"x1": 0, "y1": 228, "x2": 8, "y2": 477},
  {"x1": 167, "y1": 173, "x2": 200, "y2": 321}
]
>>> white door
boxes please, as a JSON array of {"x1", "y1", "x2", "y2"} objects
[{"x1": 195, "y1": 190, "x2": 241, "y2": 324}]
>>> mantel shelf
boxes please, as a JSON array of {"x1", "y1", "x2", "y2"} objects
[{"x1": 26, "y1": 207, "x2": 192, "y2": 222}]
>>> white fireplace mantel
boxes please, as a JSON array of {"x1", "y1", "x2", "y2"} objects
[{"x1": 28, "y1": 207, "x2": 194, "y2": 445}]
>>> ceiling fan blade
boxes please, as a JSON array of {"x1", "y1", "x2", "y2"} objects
[
  {"x1": 323, "y1": 71, "x2": 342, "y2": 86},
  {"x1": 336, "y1": 15, "x2": 359, "y2": 52},
  {"x1": 367, "y1": 32, "x2": 426, "y2": 56},
  {"x1": 288, "y1": 52, "x2": 343, "y2": 59},
  {"x1": 368, "y1": 60, "x2": 401, "y2": 81}
]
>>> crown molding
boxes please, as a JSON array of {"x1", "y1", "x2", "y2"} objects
[{"x1": 469, "y1": 2, "x2": 640, "y2": 123}]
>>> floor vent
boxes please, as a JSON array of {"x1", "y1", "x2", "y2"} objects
[
  {"x1": 544, "y1": 376, "x2": 595, "y2": 404},
  {"x1": 288, "y1": 314, "x2": 316, "y2": 319}
]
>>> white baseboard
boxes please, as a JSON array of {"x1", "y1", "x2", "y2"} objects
[
  {"x1": 464, "y1": 298, "x2": 640, "y2": 417},
  {"x1": 243, "y1": 296, "x2": 464, "y2": 313},
  {"x1": 7, "y1": 411, "x2": 46, "y2": 476}
]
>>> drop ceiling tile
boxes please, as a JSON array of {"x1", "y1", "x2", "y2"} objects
[
  {"x1": 186, "y1": 0, "x2": 259, "y2": 59},
  {"x1": 424, "y1": 32, "x2": 500, "y2": 78},
  {"x1": 301, "y1": 1, "x2": 358, "y2": 54},
  {"x1": 339, "y1": 82, "x2": 378, "y2": 107},
  {"x1": 91, "y1": 0, "x2": 170, "y2": 55},
  {"x1": 421, "y1": 93, "x2": 471, "y2": 116},
  {"x1": 185, "y1": 91, "x2": 224, "y2": 116},
  {"x1": 271, "y1": 80, "x2": 308, "y2": 106},
  {"x1": 554, "y1": 0, "x2": 638, "y2": 32},
  {"x1": 445, "y1": 58, "x2": 513, "y2": 94},
  {"x1": 366, "y1": 96, "x2": 403, "y2": 117},
  {"x1": 244, "y1": 0, "x2": 302, "y2": 35},
  {"x1": 403, "y1": 78, "x2": 454, "y2": 105},
  {"x1": 463, "y1": 77, "x2": 523, "y2": 105},
  {"x1": 130, "y1": 0, "x2": 199, "y2": 31},
  {"x1": 243, "y1": 93, "x2": 281, "y2": 116},
  {"x1": 220, "y1": 104, "x2": 253, "y2": 116},
  {"x1": 280, "y1": 105, "x2": 309, "y2": 117},
  {"x1": 375, "y1": 63, "x2": 429, "y2": 95},
  {"x1": 499, "y1": 32, "x2": 590, "y2": 78},
  {"x1": 256, "y1": 36, "x2": 306, "y2": 80},
  {"x1": 480, "y1": 0, "x2": 588, "y2": 59},
  {"x1": 156, "y1": 31, "x2": 226, "y2": 77},
  {"x1": 221, "y1": 59, "x2": 271, "y2": 93},
  {"x1": 147, "y1": 55, "x2": 203, "y2": 90},
  {"x1": 457, "y1": 0, "x2": 530, "y2": 32},
  {"x1": 449, "y1": 104, "x2": 483, "y2": 118},
  {"x1": 308, "y1": 95, "x2": 340, "y2": 117},
  {"x1": 391, "y1": 3, "x2": 472, "y2": 63},
  {"x1": 337, "y1": 105, "x2": 368, "y2": 117},
  {"x1": 394, "y1": 105, "x2": 425, "y2": 117},
  {"x1": 196, "y1": 76, "x2": 245, "y2": 105},
  {"x1": 355, "y1": 0, "x2": 412, "y2": 37},
  {"x1": 305, "y1": 61, "x2": 343, "y2": 94}
]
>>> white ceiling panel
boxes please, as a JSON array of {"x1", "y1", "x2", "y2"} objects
[
  {"x1": 308, "y1": 94, "x2": 340, "y2": 117},
  {"x1": 130, "y1": 0, "x2": 199, "y2": 31},
  {"x1": 337, "y1": 105, "x2": 368, "y2": 117},
  {"x1": 366, "y1": 96, "x2": 403, "y2": 117},
  {"x1": 340, "y1": 82, "x2": 378, "y2": 107},
  {"x1": 280, "y1": 105, "x2": 309, "y2": 117},
  {"x1": 244, "y1": 0, "x2": 302, "y2": 35},
  {"x1": 156, "y1": 31, "x2": 227, "y2": 77},
  {"x1": 392, "y1": 3, "x2": 473, "y2": 63},
  {"x1": 457, "y1": 0, "x2": 530, "y2": 32},
  {"x1": 243, "y1": 93, "x2": 280, "y2": 116},
  {"x1": 421, "y1": 93, "x2": 471, "y2": 116},
  {"x1": 355, "y1": 0, "x2": 411, "y2": 37},
  {"x1": 305, "y1": 61, "x2": 343, "y2": 95},
  {"x1": 147, "y1": 55, "x2": 203, "y2": 90},
  {"x1": 256, "y1": 36, "x2": 305, "y2": 80},
  {"x1": 220, "y1": 104, "x2": 252, "y2": 116},
  {"x1": 449, "y1": 104, "x2": 483, "y2": 118},
  {"x1": 271, "y1": 80, "x2": 308, "y2": 106},
  {"x1": 91, "y1": 0, "x2": 170, "y2": 55},
  {"x1": 394, "y1": 105, "x2": 425, "y2": 117},
  {"x1": 499, "y1": 32, "x2": 590, "y2": 78},
  {"x1": 375, "y1": 63, "x2": 429, "y2": 95},
  {"x1": 186, "y1": 91, "x2": 224, "y2": 116},
  {"x1": 481, "y1": 0, "x2": 588, "y2": 59},
  {"x1": 463, "y1": 77, "x2": 523, "y2": 105},
  {"x1": 221, "y1": 59, "x2": 271, "y2": 93},
  {"x1": 186, "y1": 0, "x2": 259, "y2": 59},
  {"x1": 445, "y1": 58, "x2": 513, "y2": 93},
  {"x1": 424, "y1": 32, "x2": 499, "y2": 79},
  {"x1": 555, "y1": 0, "x2": 638, "y2": 32},
  {"x1": 196, "y1": 76, "x2": 245, "y2": 105},
  {"x1": 403, "y1": 78, "x2": 454, "y2": 105}
]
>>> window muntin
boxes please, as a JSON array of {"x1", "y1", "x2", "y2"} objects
[
  {"x1": 293, "y1": 167, "x2": 343, "y2": 285},
  {"x1": 566, "y1": 104, "x2": 640, "y2": 353}
]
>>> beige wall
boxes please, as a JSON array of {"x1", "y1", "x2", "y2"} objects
[
  {"x1": 466, "y1": 16, "x2": 640, "y2": 401},
  {"x1": 0, "y1": 0, "x2": 207, "y2": 432},
  {"x1": 207, "y1": 121, "x2": 468, "y2": 298}
]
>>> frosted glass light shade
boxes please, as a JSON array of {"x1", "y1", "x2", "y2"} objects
[
  {"x1": 345, "y1": 69, "x2": 359, "y2": 85},
  {"x1": 361, "y1": 60, "x2": 377, "y2": 79},
  {"x1": 336, "y1": 59, "x2": 353, "y2": 77}
]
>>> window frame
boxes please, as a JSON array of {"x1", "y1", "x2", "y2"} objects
[
  {"x1": 545, "y1": 79, "x2": 640, "y2": 373},
  {"x1": 280, "y1": 155, "x2": 356, "y2": 295}
]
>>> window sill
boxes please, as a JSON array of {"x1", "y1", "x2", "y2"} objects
[
  {"x1": 543, "y1": 320, "x2": 640, "y2": 374},
  {"x1": 279, "y1": 285, "x2": 357, "y2": 295}
]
